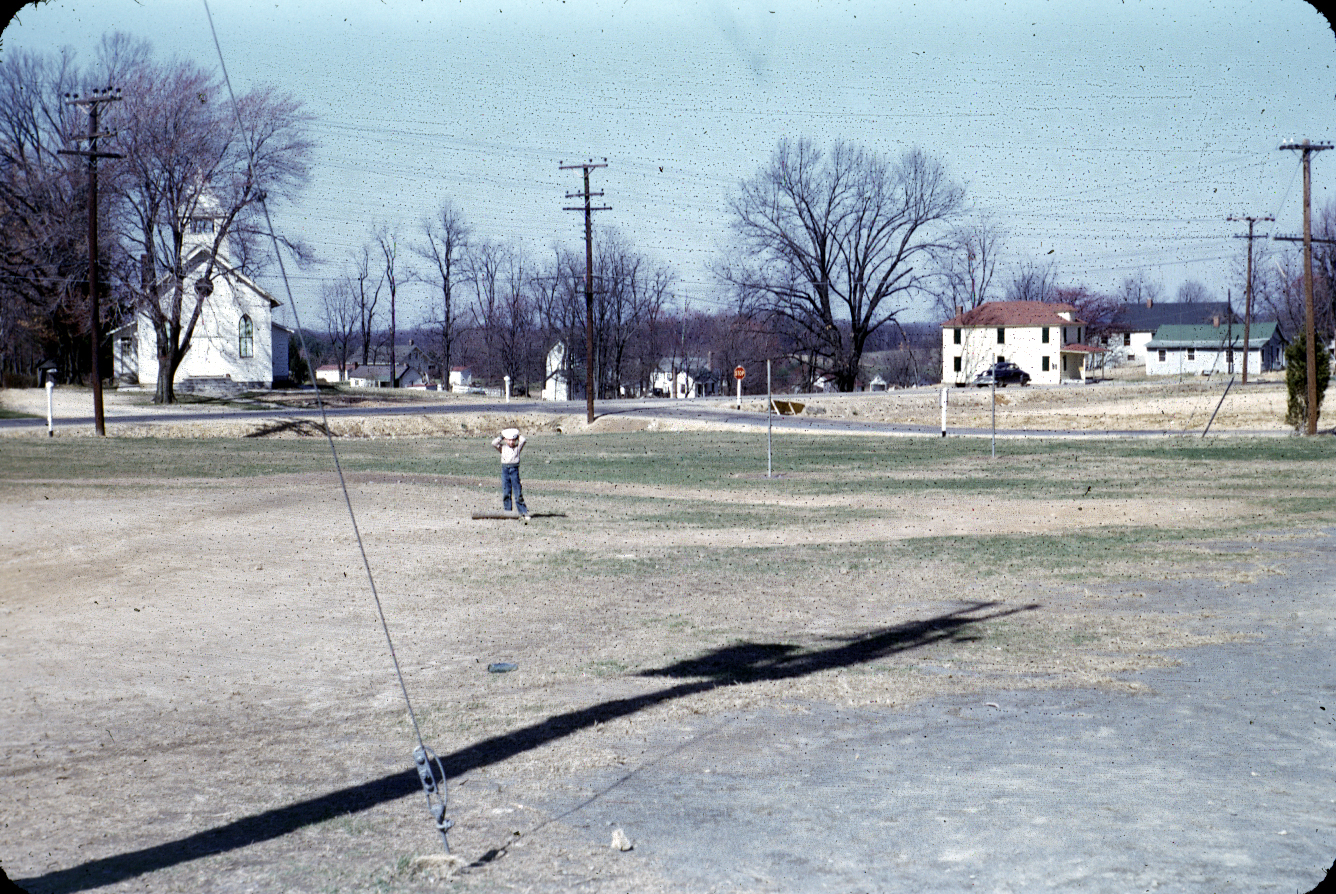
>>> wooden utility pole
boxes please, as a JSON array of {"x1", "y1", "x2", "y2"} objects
[
  {"x1": 1279, "y1": 140, "x2": 1332, "y2": 435},
  {"x1": 60, "y1": 88, "x2": 123, "y2": 436},
  {"x1": 561, "y1": 159, "x2": 609, "y2": 423},
  {"x1": 1228, "y1": 214, "x2": 1273, "y2": 385}
]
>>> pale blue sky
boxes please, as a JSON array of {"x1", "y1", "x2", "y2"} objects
[{"x1": 5, "y1": 0, "x2": 1335, "y2": 326}]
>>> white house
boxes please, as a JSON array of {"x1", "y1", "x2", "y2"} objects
[
  {"x1": 543, "y1": 342, "x2": 570, "y2": 401},
  {"x1": 346, "y1": 364, "x2": 423, "y2": 388},
  {"x1": 941, "y1": 301, "x2": 1101, "y2": 386},
  {"x1": 1144, "y1": 322, "x2": 1284, "y2": 376},
  {"x1": 651, "y1": 358, "x2": 720, "y2": 398},
  {"x1": 113, "y1": 206, "x2": 286, "y2": 395},
  {"x1": 449, "y1": 366, "x2": 475, "y2": 391},
  {"x1": 1098, "y1": 301, "x2": 1235, "y2": 367},
  {"x1": 315, "y1": 363, "x2": 344, "y2": 384}
]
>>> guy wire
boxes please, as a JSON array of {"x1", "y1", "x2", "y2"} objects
[{"x1": 202, "y1": 0, "x2": 433, "y2": 770}]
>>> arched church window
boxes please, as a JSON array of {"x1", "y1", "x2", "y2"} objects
[{"x1": 239, "y1": 315, "x2": 254, "y2": 358}]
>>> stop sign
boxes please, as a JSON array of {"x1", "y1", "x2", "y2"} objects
[{"x1": 734, "y1": 365, "x2": 746, "y2": 380}]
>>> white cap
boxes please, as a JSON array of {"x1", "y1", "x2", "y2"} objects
[{"x1": 501, "y1": 428, "x2": 520, "y2": 439}]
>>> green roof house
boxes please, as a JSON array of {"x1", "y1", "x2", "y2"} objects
[{"x1": 1144, "y1": 322, "x2": 1284, "y2": 376}]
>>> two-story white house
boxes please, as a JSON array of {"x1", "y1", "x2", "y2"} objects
[{"x1": 941, "y1": 301, "x2": 1101, "y2": 386}]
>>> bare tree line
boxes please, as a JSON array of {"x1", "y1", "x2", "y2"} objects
[
  {"x1": 7, "y1": 34, "x2": 1331, "y2": 397},
  {"x1": 321, "y1": 218, "x2": 678, "y2": 398}
]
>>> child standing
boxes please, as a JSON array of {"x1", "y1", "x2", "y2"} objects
[{"x1": 490, "y1": 427, "x2": 528, "y2": 516}]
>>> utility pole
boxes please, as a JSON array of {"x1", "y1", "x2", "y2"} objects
[
  {"x1": 1279, "y1": 140, "x2": 1333, "y2": 435},
  {"x1": 60, "y1": 88, "x2": 123, "y2": 437},
  {"x1": 1228, "y1": 214, "x2": 1274, "y2": 385},
  {"x1": 561, "y1": 159, "x2": 610, "y2": 424}
]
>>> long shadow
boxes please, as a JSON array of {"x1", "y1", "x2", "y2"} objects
[
  {"x1": 16, "y1": 600, "x2": 1033, "y2": 893},
  {"x1": 242, "y1": 418, "x2": 331, "y2": 438}
]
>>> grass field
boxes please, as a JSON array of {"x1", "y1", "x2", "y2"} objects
[{"x1": 2, "y1": 430, "x2": 1333, "y2": 892}]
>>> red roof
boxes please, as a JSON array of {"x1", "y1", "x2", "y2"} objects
[{"x1": 942, "y1": 301, "x2": 1082, "y2": 328}]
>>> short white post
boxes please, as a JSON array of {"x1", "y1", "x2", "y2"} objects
[
  {"x1": 940, "y1": 387, "x2": 948, "y2": 438},
  {"x1": 991, "y1": 378, "x2": 997, "y2": 459},
  {"x1": 503, "y1": 375, "x2": 511, "y2": 403},
  {"x1": 45, "y1": 377, "x2": 54, "y2": 437},
  {"x1": 766, "y1": 359, "x2": 773, "y2": 479}
]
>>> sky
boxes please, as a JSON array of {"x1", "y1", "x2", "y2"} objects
[{"x1": 4, "y1": 0, "x2": 1336, "y2": 329}]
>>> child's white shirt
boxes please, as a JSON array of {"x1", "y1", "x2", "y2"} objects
[{"x1": 492, "y1": 434, "x2": 526, "y2": 465}]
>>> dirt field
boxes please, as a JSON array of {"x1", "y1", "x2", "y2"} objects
[{"x1": 1, "y1": 381, "x2": 1332, "y2": 892}]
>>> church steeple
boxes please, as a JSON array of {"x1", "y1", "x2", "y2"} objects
[{"x1": 181, "y1": 191, "x2": 228, "y2": 262}]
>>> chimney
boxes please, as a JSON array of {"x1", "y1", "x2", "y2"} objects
[
  {"x1": 1145, "y1": 297, "x2": 1153, "y2": 309},
  {"x1": 955, "y1": 305, "x2": 964, "y2": 319}
]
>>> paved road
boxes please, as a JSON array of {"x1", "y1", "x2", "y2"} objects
[
  {"x1": 527, "y1": 533, "x2": 1336, "y2": 893},
  {"x1": 0, "y1": 392, "x2": 1284, "y2": 439}
]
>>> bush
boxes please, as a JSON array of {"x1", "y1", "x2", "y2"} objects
[{"x1": 1285, "y1": 332, "x2": 1331, "y2": 431}]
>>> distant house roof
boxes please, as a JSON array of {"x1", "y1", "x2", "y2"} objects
[
  {"x1": 1146, "y1": 322, "x2": 1281, "y2": 349},
  {"x1": 941, "y1": 301, "x2": 1079, "y2": 328},
  {"x1": 1112, "y1": 301, "x2": 1233, "y2": 332},
  {"x1": 348, "y1": 363, "x2": 412, "y2": 381}
]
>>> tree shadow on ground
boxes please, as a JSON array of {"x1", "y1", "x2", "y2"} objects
[
  {"x1": 16, "y1": 600, "x2": 1033, "y2": 893},
  {"x1": 242, "y1": 418, "x2": 330, "y2": 438}
]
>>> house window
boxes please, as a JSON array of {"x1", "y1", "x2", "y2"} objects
[
  {"x1": 997, "y1": 355, "x2": 1005, "y2": 364},
  {"x1": 953, "y1": 328, "x2": 961, "y2": 345},
  {"x1": 1042, "y1": 356, "x2": 1050, "y2": 372},
  {"x1": 1123, "y1": 333, "x2": 1131, "y2": 347},
  {"x1": 953, "y1": 357, "x2": 962, "y2": 372},
  {"x1": 190, "y1": 217, "x2": 214, "y2": 235},
  {"x1": 1158, "y1": 349, "x2": 1166, "y2": 362},
  {"x1": 239, "y1": 315, "x2": 254, "y2": 358},
  {"x1": 1042, "y1": 327, "x2": 1050, "y2": 344},
  {"x1": 1187, "y1": 348, "x2": 1195, "y2": 361},
  {"x1": 997, "y1": 327, "x2": 1005, "y2": 344}
]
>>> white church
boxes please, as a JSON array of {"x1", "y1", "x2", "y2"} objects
[{"x1": 113, "y1": 204, "x2": 289, "y2": 395}]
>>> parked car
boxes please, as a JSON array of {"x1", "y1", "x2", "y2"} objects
[{"x1": 972, "y1": 361, "x2": 1031, "y2": 387}]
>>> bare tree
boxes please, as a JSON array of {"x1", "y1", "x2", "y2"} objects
[
  {"x1": 1175, "y1": 279, "x2": 1213, "y2": 304},
  {"x1": 1262, "y1": 249, "x2": 1309, "y2": 340},
  {"x1": 376, "y1": 227, "x2": 400, "y2": 386},
  {"x1": 1004, "y1": 258, "x2": 1060, "y2": 303},
  {"x1": 0, "y1": 46, "x2": 103, "y2": 383},
  {"x1": 933, "y1": 215, "x2": 1005, "y2": 319},
  {"x1": 1313, "y1": 200, "x2": 1336, "y2": 343},
  {"x1": 1117, "y1": 270, "x2": 1164, "y2": 307},
  {"x1": 413, "y1": 200, "x2": 469, "y2": 388},
  {"x1": 320, "y1": 276, "x2": 357, "y2": 381},
  {"x1": 467, "y1": 238, "x2": 534, "y2": 389},
  {"x1": 114, "y1": 48, "x2": 311, "y2": 402},
  {"x1": 727, "y1": 138, "x2": 964, "y2": 391},
  {"x1": 350, "y1": 244, "x2": 382, "y2": 367}
]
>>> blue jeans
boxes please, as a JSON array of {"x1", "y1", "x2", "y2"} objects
[{"x1": 501, "y1": 464, "x2": 526, "y2": 513}]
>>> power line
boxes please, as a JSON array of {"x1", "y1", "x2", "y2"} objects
[
  {"x1": 1228, "y1": 214, "x2": 1274, "y2": 385},
  {"x1": 560, "y1": 158, "x2": 611, "y2": 424},
  {"x1": 1278, "y1": 139, "x2": 1333, "y2": 435}
]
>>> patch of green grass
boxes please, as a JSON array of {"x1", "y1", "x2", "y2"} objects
[
  {"x1": 634, "y1": 501, "x2": 852, "y2": 529},
  {"x1": 538, "y1": 524, "x2": 1235, "y2": 587},
  {"x1": 881, "y1": 528, "x2": 1209, "y2": 580},
  {"x1": 0, "y1": 407, "x2": 36, "y2": 419},
  {"x1": 579, "y1": 659, "x2": 630, "y2": 677}
]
